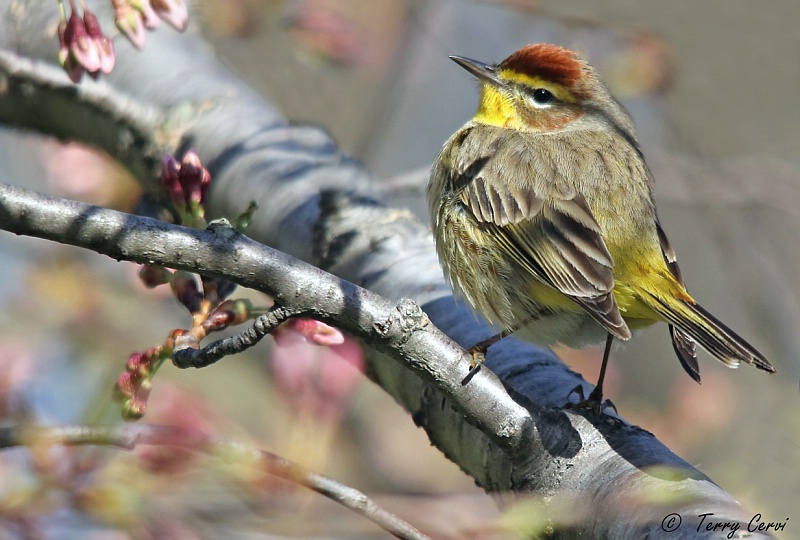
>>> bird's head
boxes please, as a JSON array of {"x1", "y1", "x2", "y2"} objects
[{"x1": 451, "y1": 44, "x2": 634, "y2": 136}]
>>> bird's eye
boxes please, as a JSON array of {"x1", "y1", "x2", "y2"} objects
[{"x1": 532, "y1": 88, "x2": 554, "y2": 105}]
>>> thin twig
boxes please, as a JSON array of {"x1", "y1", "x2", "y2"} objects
[
  {"x1": 0, "y1": 423, "x2": 430, "y2": 540},
  {"x1": 173, "y1": 304, "x2": 300, "y2": 368}
]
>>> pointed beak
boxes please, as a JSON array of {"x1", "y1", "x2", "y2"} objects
[{"x1": 449, "y1": 55, "x2": 504, "y2": 87}]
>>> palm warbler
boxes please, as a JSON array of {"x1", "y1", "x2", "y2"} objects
[{"x1": 428, "y1": 44, "x2": 774, "y2": 407}]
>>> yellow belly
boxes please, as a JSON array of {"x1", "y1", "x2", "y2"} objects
[{"x1": 528, "y1": 272, "x2": 666, "y2": 328}]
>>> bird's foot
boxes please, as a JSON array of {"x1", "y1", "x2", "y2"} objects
[
  {"x1": 461, "y1": 346, "x2": 486, "y2": 385},
  {"x1": 564, "y1": 385, "x2": 617, "y2": 415}
]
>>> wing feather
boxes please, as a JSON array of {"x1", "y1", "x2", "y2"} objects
[{"x1": 457, "y1": 151, "x2": 630, "y2": 340}]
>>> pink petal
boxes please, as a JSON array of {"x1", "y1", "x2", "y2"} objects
[
  {"x1": 96, "y1": 36, "x2": 116, "y2": 74},
  {"x1": 116, "y1": 9, "x2": 147, "y2": 50},
  {"x1": 284, "y1": 318, "x2": 345, "y2": 346},
  {"x1": 152, "y1": 0, "x2": 189, "y2": 32}
]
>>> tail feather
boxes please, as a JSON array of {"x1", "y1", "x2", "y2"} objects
[
  {"x1": 646, "y1": 293, "x2": 774, "y2": 374},
  {"x1": 650, "y1": 221, "x2": 773, "y2": 376},
  {"x1": 655, "y1": 222, "x2": 701, "y2": 382},
  {"x1": 669, "y1": 324, "x2": 700, "y2": 383}
]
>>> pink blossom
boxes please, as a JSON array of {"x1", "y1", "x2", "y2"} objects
[
  {"x1": 270, "y1": 323, "x2": 364, "y2": 425},
  {"x1": 279, "y1": 318, "x2": 345, "y2": 346},
  {"x1": 113, "y1": 1, "x2": 148, "y2": 49},
  {"x1": 151, "y1": 0, "x2": 189, "y2": 32},
  {"x1": 83, "y1": 11, "x2": 115, "y2": 75}
]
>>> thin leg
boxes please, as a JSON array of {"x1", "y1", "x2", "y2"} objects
[
  {"x1": 586, "y1": 333, "x2": 614, "y2": 405},
  {"x1": 466, "y1": 324, "x2": 522, "y2": 359},
  {"x1": 565, "y1": 333, "x2": 616, "y2": 414}
]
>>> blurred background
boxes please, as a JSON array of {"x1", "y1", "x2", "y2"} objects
[{"x1": 0, "y1": 0, "x2": 798, "y2": 537}]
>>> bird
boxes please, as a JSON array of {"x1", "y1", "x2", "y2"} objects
[{"x1": 427, "y1": 43, "x2": 774, "y2": 409}]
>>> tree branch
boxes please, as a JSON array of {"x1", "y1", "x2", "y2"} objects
[
  {"x1": 0, "y1": 182, "x2": 530, "y2": 451},
  {"x1": 0, "y1": 49, "x2": 168, "y2": 184}
]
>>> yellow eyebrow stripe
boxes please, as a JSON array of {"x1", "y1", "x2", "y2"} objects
[{"x1": 497, "y1": 69, "x2": 577, "y2": 103}]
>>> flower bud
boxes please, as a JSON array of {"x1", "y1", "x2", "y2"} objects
[
  {"x1": 83, "y1": 10, "x2": 116, "y2": 75},
  {"x1": 58, "y1": 20, "x2": 84, "y2": 83},
  {"x1": 278, "y1": 318, "x2": 346, "y2": 346},
  {"x1": 204, "y1": 299, "x2": 252, "y2": 331},
  {"x1": 131, "y1": 0, "x2": 161, "y2": 29},
  {"x1": 200, "y1": 275, "x2": 237, "y2": 302},
  {"x1": 65, "y1": 12, "x2": 101, "y2": 73},
  {"x1": 151, "y1": 0, "x2": 188, "y2": 32},
  {"x1": 171, "y1": 271, "x2": 202, "y2": 313},
  {"x1": 138, "y1": 264, "x2": 173, "y2": 288},
  {"x1": 179, "y1": 149, "x2": 212, "y2": 209},
  {"x1": 160, "y1": 154, "x2": 184, "y2": 209},
  {"x1": 122, "y1": 378, "x2": 151, "y2": 420},
  {"x1": 114, "y1": 371, "x2": 135, "y2": 400},
  {"x1": 113, "y1": 1, "x2": 147, "y2": 49}
]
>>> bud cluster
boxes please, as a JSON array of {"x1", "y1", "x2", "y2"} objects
[
  {"x1": 57, "y1": 0, "x2": 189, "y2": 83},
  {"x1": 114, "y1": 148, "x2": 281, "y2": 421},
  {"x1": 116, "y1": 263, "x2": 249, "y2": 419},
  {"x1": 112, "y1": 0, "x2": 188, "y2": 50},
  {"x1": 58, "y1": 1, "x2": 115, "y2": 82},
  {"x1": 114, "y1": 345, "x2": 164, "y2": 420},
  {"x1": 161, "y1": 149, "x2": 212, "y2": 225}
]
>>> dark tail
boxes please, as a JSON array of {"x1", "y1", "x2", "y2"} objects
[
  {"x1": 648, "y1": 293, "x2": 774, "y2": 374},
  {"x1": 652, "y1": 221, "x2": 774, "y2": 379}
]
